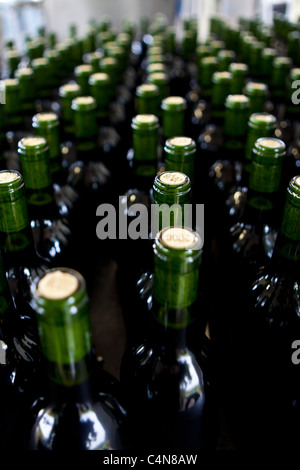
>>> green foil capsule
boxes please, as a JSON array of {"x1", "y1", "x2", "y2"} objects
[
  {"x1": 74, "y1": 64, "x2": 93, "y2": 96},
  {"x1": 245, "y1": 81, "x2": 268, "y2": 115},
  {"x1": 164, "y1": 136, "x2": 196, "y2": 184},
  {"x1": 58, "y1": 82, "x2": 81, "y2": 134},
  {"x1": 14, "y1": 67, "x2": 35, "y2": 111},
  {"x1": 18, "y1": 136, "x2": 53, "y2": 206},
  {"x1": 71, "y1": 96, "x2": 97, "y2": 151},
  {"x1": 161, "y1": 96, "x2": 187, "y2": 140},
  {"x1": 31, "y1": 268, "x2": 92, "y2": 386},
  {"x1": 249, "y1": 137, "x2": 286, "y2": 194},
  {"x1": 135, "y1": 83, "x2": 160, "y2": 115},
  {"x1": 153, "y1": 227, "x2": 203, "y2": 313},
  {"x1": 281, "y1": 176, "x2": 300, "y2": 242},
  {"x1": 3, "y1": 78, "x2": 22, "y2": 126},
  {"x1": 0, "y1": 170, "x2": 29, "y2": 235},
  {"x1": 88, "y1": 72, "x2": 111, "y2": 118},
  {"x1": 152, "y1": 171, "x2": 192, "y2": 233}
]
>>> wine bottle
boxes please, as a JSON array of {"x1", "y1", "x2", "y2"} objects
[
  {"x1": 74, "y1": 64, "x2": 92, "y2": 96},
  {"x1": 0, "y1": 170, "x2": 49, "y2": 306},
  {"x1": 27, "y1": 267, "x2": 125, "y2": 450},
  {"x1": 211, "y1": 137, "x2": 286, "y2": 352},
  {"x1": 164, "y1": 136, "x2": 196, "y2": 189},
  {"x1": 18, "y1": 136, "x2": 73, "y2": 268},
  {"x1": 245, "y1": 81, "x2": 268, "y2": 115},
  {"x1": 58, "y1": 82, "x2": 81, "y2": 138},
  {"x1": 227, "y1": 176, "x2": 300, "y2": 449},
  {"x1": 120, "y1": 227, "x2": 217, "y2": 450},
  {"x1": 224, "y1": 112, "x2": 277, "y2": 225},
  {"x1": 121, "y1": 170, "x2": 193, "y2": 340},
  {"x1": 229, "y1": 62, "x2": 248, "y2": 94},
  {"x1": 204, "y1": 94, "x2": 250, "y2": 213},
  {"x1": 135, "y1": 83, "x2": 160, "y2": 115}
]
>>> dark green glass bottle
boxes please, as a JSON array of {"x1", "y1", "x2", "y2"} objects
[
  {"x1": 198, "y1": 56, "x2": 219, "y2": 98},
  {"x1": 28, "y1": 267, "x2": 125, "y2": 450},
  {"x1": 227, "y1": 176, "x2": 300, "y2": 449},
  {"x1": 31, "y1": 57, "x2": 51, "y2": 102},
  {"x1": 68, "y1": 95, "x2": 112, "y2": 205},
  {"x1": 119, "y1": 170, "x2": 193, "y2": 338},
  {"x1": 271, "y1": 56, "x2": 292, "y2": 104},
  {"x1": 229, "y1": 63, "x2": 248, "y2": 94},
  {"x1": 210, "y1": 71, "x2": 232, "y2": 121},
  {"x1": 120, "y1": 227, "x2": 217, "y2": 450},
  {"x1": 74, "y1": 64, "x2": 92, "y2": 96},
  {"x1": 5, "y1": 49, "x2": 20, "y2": 78},
  {"x1": 164, "y1": 136, "x2": 196, "y2": 188},
  {"x1": 245, "y1": 81, "x2": 268, "y2": 115},
  {"x1": 14, "y1": 67, "x2": 35, "y2": 115},
  {"x1": 32, "y1": 112, "x2": 63, "y2": 181},
  {"x1": 227, "y1": 137, "x2": 286, "y2": 273},
  {"x1": 161, "y1": 96, "x2": 187, "y2": 151},
  {"x1": 205, "y1": 94, "x2": 250, "y2": 205},
  {"x1": 58, "y1": 82, "x2": 81, "y2": 137},
  {"x1": 116, "y1": 114, "x2": 160, "y2": 326},
  {"x1": 18, "y1": 136, "x2": 72, "y2": 267},
  {"x1": 135, "y1": 83, "x2": 160, "y2": 115},
  {"x1": 222, "y1": 112, "x2": 278, "y2": 231},
  {"x1": 260, "y1": 48, "x2": 277, "y2": 85},
  {"x1": 3, "y1": 78, "x2": 22, "y2": 129},
  {"x1": 0, "y1": 170, "x2": 49, "y2": 350}
]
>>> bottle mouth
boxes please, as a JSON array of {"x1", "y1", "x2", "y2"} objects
[
  {"x1": 136, "y1": 83, "x2": 159, "y2": 97},
  {"x1": 36, "y1": 269, "x2": 79, "y2": 300},
  {"x1": 0, "y1": 170, "x2": 24, "y2": 202},
  {"x1": 58, "y1": 82, "x2": 81, "y2": 97},
  {"x1": 0, "y1": 170, "x2": 19, "y2": 184},
  {"x1": 252, "y1": 137, "x2": 286, "y2": 163},
  {"x1": 131, "y1": 114, "x2": 159, "y2": 130},
  {"x1": 249, "y1": 112, "x2": 277, "y2": 126},
  {"x1": 74, "y1": 64, "x2": 92, "y2": 75},
  {"x1": 161, "y1": 96, "x2": 187, "y2": 111},
  {"x1": 160, "y1": 227, "x2": 200, "y2": 250},
  {"x1": 164, "y1": 137, "x2": 196, "y2": 157},
  {"x1": 71, "y1": 95, "x2": 96, "y2": 111},
  {"x1": 18, "y1": 136, "x2": 48, "y2": 154},
  {"x1": 158, "y1": 171, "x2": 188, "y2": 186},
  {"x1": 32, "y1": 112, "x2": 59, "y2": 128},
  {"x1": 225, "y1": 94, "x2": 249, "y2": 109}
]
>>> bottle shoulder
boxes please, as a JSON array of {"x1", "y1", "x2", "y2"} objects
[{"x1": 28, "y1": 397, "x2": 124, "y2": 450}]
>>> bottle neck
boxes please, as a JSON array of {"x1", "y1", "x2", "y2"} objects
[
  {"x1": 45, "y1": 353, "x2": 95, "y2": 405},
  {"x1": 151, "y1": 252, "x2": 199, "y2": 354},
  {"x1": 151, "y1": 301, "x2": 190, "y2": 360}
]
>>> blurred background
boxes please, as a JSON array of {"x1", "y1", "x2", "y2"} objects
[{"x1": 1, "y1": 0, "x2": 300, "y2": 55}]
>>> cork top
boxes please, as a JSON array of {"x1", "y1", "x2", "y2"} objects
[
  {"x1": 75, "y1": 64, "x2": 92, "y2": 74},
  {"x1": 0, "y1": 171, "x2": 18, "y2": 184},
  {"x1": 137, "y1": 84, "x2": 158, "y2": 92},
  {"x1": 159, "y1": 171, "x2": 187, "y2": 186},
  {"x1": 163, "y1": 96, "x2": 185, "y2": 105},
  {"x1": 251, "y1": 113, "x2": 276, "y2": 123},
  {"x1": 134, "y1": 114, "x2": 158, "y2": 124},
  {"x1": 35, "y1": 112, "x2": 57, "y2": 121},
  {"x1": 73, "y1": 96, "x2": 95, "y2": 105},
  {"x1": 21, "y1": 136, "x2": 46, "y2": 147},
  {"x1": 36, "y1": 270, "x2": 79, "y2": 300},
  {"x1": 15, "y1": 67, "x2": 33, "y2": 77},
  {"x1": 3, "y1": 78, "x2": 18, "y2": 87},
  {"x1": 258, "y1": 138, "x2": 283, "y2": 148},
  {"x1": 161, "y1": 227, "x2": 199, "y2": 250},
  {"x1": 168, "y1": 137, "x2": 193, "y2": 147},
  {"x1": 61, "y1": 83, "x2": 80, "y2": 92}
]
